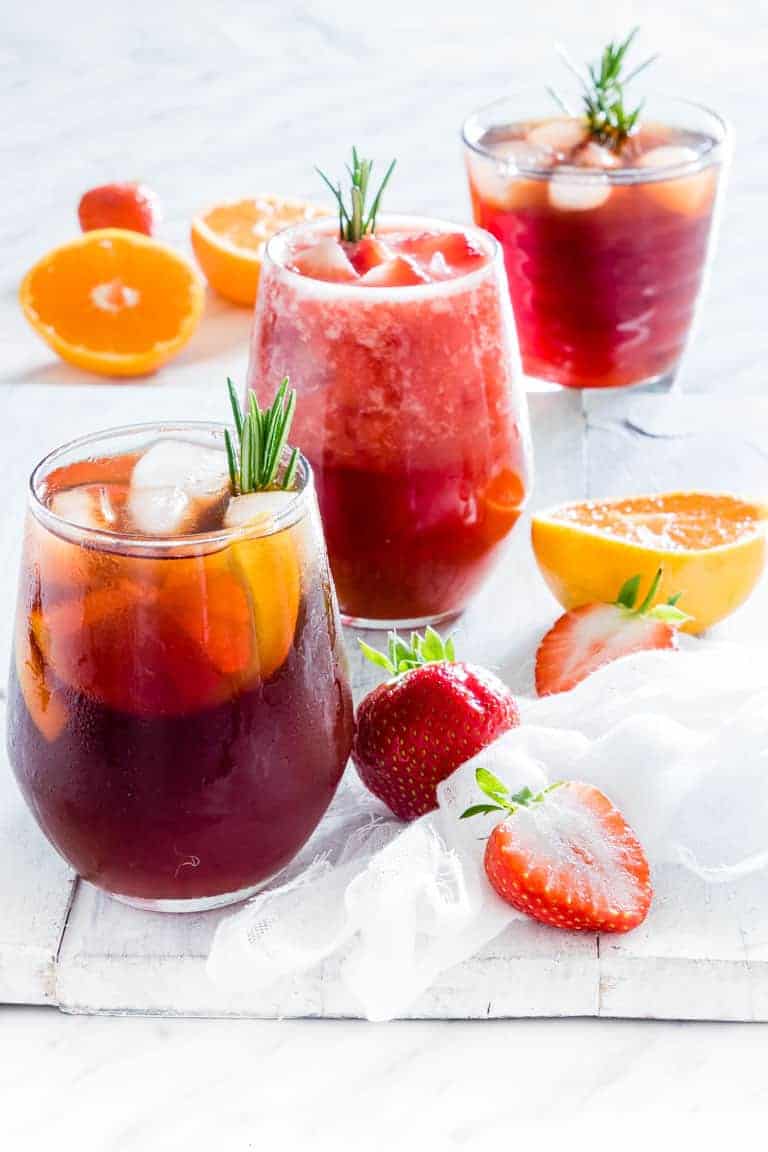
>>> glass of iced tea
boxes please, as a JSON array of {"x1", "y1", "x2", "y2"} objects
[
  {"x1": 462, "y1": 38, "x2": 728, "y2": 391},
  {"x1": 248, "y1": 206, "x2": 532, "y2": 628},
  {"x1": 7, "y1": 420, "x2": 353, "y2": 911}
]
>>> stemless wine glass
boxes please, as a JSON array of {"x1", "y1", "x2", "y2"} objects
[
  {"x1": 7, "y1": 424, "x2": 353, "y2": 912},
  {"x1": 463, "y1": 95, "x2": 729, "y2": 390},
  {"x1": 247, "y1": 214, "x2": 534, "y2": 629}
]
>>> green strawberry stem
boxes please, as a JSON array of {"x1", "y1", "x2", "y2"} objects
[
  {"x1": 461, "y1": 767, "x2": 563, "y2": 820},
  {"x1": 224, "y1": 376, "x2": 299, "y2": 495},
  {"x1": 359, "y1": 626, "x2": 456, "y2": 677},
  {"x1": 316, "y1": 147, "x2": 397, "y2": 242},
  {"x1": 615, "y1": 568, "x2": 691, "y2": 625},
  {"x1": 549, "y1": 27, "x2": 659, "y2": 150}
]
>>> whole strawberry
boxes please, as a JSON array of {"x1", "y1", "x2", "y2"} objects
[
  {"x1": 78, "y1": 182, "x2": 160, "y2": 236},
  {"x1": 352, "y1": 628, "x2": 520, "y2": 821}
]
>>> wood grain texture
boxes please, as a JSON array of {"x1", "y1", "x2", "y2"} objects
[{"x1": 1, "y1": 385, "x2": 767, "y2": 1017}]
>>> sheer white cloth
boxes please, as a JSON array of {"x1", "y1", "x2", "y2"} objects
[{"x1": 208, "y1": 643, "x2": 768, "y2": 1020}]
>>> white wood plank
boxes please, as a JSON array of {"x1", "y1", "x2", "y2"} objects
[{"x1": 0, "y1": 700, "x2": 75, "y2": 1004}]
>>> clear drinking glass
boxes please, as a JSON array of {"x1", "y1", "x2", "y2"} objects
[
  {"x1": 247, "y1": 214, "x2": 534, "y2": 628},
  {"x1": 462, "y1": 95, "x2": 729, "y2": 391},
  {"x1": 7, "y1": 424, "x2": 353, "y2": 912}
]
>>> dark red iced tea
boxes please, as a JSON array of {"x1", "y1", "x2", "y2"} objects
[{"x1": 7, "y1": 429, "x2": 353, "y2": 909}]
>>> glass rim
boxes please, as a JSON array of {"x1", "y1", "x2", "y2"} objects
[
  {"x1": 29, "y1": 420, "x2": 313, "y2": 553},
  {"x1": 461, "y1": 93, "x2": 730, "y2": 185},
  {"x1": 263, "y1": 212, "x2": 502, "y2": 298}
]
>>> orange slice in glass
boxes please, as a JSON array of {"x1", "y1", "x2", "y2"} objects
[
  {"x1": 20, "y1": 229, "x2": 204, "y2": 377},
  {"x1": 190, "y1": 196, "x2": 330, "y2": 306},
  {"x1": 532, "y1": 492, "x2": 768, "y2": 634}
]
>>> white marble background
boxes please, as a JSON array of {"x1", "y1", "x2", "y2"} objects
[{"x1": 3, "y1": 0, "x2": 768, "y2": 1141}]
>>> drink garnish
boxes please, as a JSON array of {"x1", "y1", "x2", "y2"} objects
[
  {"x1": 224, "y1": 376, "x2": 299, "y2": 495},
  {"x1": 550, "y1": 28, "x2": 658, "y2": 150},
  {"x1": 316, "y1": 147, "x2": 397, "y2": 242}
]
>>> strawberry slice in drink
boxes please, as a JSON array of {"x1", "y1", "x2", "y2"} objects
[
  {"x1": 290, "y1": 238, "x2": 359, "y2": 283},
  {"x1": 535, "y1": 569, "x2": 690, "y2": 695},
  {"x1": 400, "y1": 230, "x2": 486, "y2": 276},
  {"x1": 347, "y1": 234, "x2": 393, "y2": 275},
  {"x1": 360, "y1": 253, "x2": 430, "y2": 287},
  {"x1": 462, "y1": 772, "x2": 652, "y2": 933}
]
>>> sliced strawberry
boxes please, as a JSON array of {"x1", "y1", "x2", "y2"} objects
[
  {"x1": 472, "y1": 778, "x2": 652, "y2": 933},
  {"x1": 352, "y1": 628, "x2": 519, "y2": 820},
  {"x1": 535, "y1": 569, "x2": 689, "y2": 696},
  {"x1": 291, "y1": 238, "x2": 359, "y2": 283},
  {"x1": 401, "y1": 230, "x2": 484, "y2": 267},
  {"x1": 360, "y1": 254, "x2": 430, "y2": 287},
  {"x1": 347, "y1": 234, "x2": 393, "y2": 275},
  {"x1": 78, "y1": 182, "x2": 160, "y2": 235}
]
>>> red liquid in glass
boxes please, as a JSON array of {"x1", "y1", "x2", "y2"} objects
[
  {"x1": 249, "y1": 223, "x2": 531, "y2": 623},
  {"x1": 8, "y1": 448, "x2": 353, "y2": 903},
  {"x1": 467, "y1": 120, "x2": 721, "y2": 389}
]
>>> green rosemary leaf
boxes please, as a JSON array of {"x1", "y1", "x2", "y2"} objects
[
  {"x1": 224, "y1": 429, "x2": 239, "y2": 494},
  {"x1": 318, "y1": 149, "x2": 397, "y2": 241},
  {"x1": 282, "y1": 446, "x2": 299, "y2": 490},
  {"x1": 550, "y1": 27, "x2": 657, "y2": 150},
  {"x1": 239, "y1": 413, "x2": 251, "y2": 493},
  {"x1": 227, "y1": 377, "x2": 244, "y2": 442}
]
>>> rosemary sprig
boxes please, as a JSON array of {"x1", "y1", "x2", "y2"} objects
[
  {"x1": 224, "y1": 376, "x2": 299, "y2": 495},
  {"x1": 550, "y1": 28, "x2": 659, "y2": 150},
  {"x1": 316, "y1": 147, "x2": 396, "y2": 242}
]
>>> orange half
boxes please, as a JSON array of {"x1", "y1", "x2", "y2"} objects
[
  {"x1": 20, "y1": 229, "x2": 204, "y2": 377},
  {"x1": 191, "y1": 195, "x2": 329, "y2": 306},
  {"x1": 532, "y1": 492, "x2": 768, "y2": 634}
]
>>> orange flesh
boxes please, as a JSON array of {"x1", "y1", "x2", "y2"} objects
[
  {"x1": 25, "y1": 235, "x2": 199, "y2": 353},
  {"x1": 550, "y1": 493, "x2": 765, "y2": 552}
]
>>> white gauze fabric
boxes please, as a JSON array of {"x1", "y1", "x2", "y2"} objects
[{"x1": 208, "y1": 642, "x2": 768, "y2": 1020}]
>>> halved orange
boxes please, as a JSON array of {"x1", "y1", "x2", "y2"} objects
[
  {"x1": 191, "y1": 195, "x2": 329, "y2": 306},
  {"x1": 532, "y1": 492, "x2": 768, "y2": 634},
  {"x1": 20, "y1": 229, "x2": 204, "y2": 377}
]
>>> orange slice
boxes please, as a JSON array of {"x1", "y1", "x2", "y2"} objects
[
  {"x1": 532, "y1": 492, "x2": 767, "y2": 634},
  {"x1": 20, "y1": 229, "x2": 204, "y2": 377},
  {"x1": 191, "y1": 196, "x2": 329, "y2": 306},
  {"x1": 15, "y1": 611, "x2": 68, "y2": 744}
]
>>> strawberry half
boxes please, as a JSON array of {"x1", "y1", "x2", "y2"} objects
[
  {"x1": 462, "y1": 770, "x2": 652, "y2": 933},
  {"x1": 535, "y1": 569, "x2": 690, "y2": 696},
  {"x1": 78, "y1": 182, "x2": 160, "y2": 235},
  {"x1": 352, "y1": 628, "x2": 520, "y2": 821}
]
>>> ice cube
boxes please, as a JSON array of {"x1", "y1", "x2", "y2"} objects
[
  {"x1": 50, "y1": 488, "x2": 101, "y2": 530},
  {"x1": 467, "y1": 142, "x2": 548, "y2": 211},
  {"x1": 638, "y1": 145, "x2": 700, "y2": 171},
  {"x1": 224, "y1": 491, "x2": 296, "y2": 531},
  {"x1": 548, "y1": 171, "x2": 611, "y2": 211},
  {"x1": 128, "y1": 440, "x2": 230, "y2": 536},
  {"x1": 639, "y1": 147, "x2": 714, "y2": 215},
  {"x1": 128, "y1": 486, "x2": 193, "y2": 536},
  {"x1": 132, "y1": 440, "x2": 229, "y2": 499},
  {"x1": 527, "y1": 118, "x2": 587, "y2": 156},
  {"x1": 573, "y1": 141, "x2": 619, "y2": 170}
]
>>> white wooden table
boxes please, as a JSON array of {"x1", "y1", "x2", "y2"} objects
[{"x1": 1, "y1": 382, "x2": 765, "y2": 1019}]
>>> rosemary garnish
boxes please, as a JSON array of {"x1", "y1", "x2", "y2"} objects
[
  {"x1": 316, "y1": 147, "x2": 396, "y2": 242},
  {"x1": 224, "y1": 376, "x2": 299, "y2": 495},
  {"x1": 551, "y1": 28, "x2": 658, "y2": 150}
]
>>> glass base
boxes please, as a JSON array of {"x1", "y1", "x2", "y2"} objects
[
  {"x1": 111, "y1": 879, "x2": 271, "y2": 914},
  {"x1": 524, "y1": 369, "x2": 678, "y2": 395},
  {"x1": 341, "y1": 607, "x2": 461, "y2": 631}
]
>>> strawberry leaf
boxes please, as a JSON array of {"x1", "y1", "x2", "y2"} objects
[
  {"x1": 616, "y1": 574, "x2": 641, "y2": 609},
  {"x1": 359, "y1": 627, "x2": 458, "y2": 679},
  {"x1": 460, "y1": 803, "x2": 505, "y2": 819},
  {"x1": 648, "y1": 603, "x2": 692, "y2": 625},
  {"x1": 475, "y1": 767, "x2": 510, "y2": 805},
  {"x1": 358, "y1": 640, "x2": 394, "y2": 675}
]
